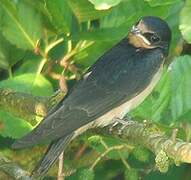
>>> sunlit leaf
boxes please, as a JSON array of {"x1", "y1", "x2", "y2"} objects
[
  {"x1": 179, "y1": 0, "x2": 191, "y2": 43},
  {"x1": 0, "y1": 73, "x2": 53, "y2": 96},
  {"x1": 88, "y1": 0, "x2": 122, "y2": 10},
  {"x1": 0, "y1": 0, "x2": 42, "y2": 49},
  {"x1": 170, "y1": 55, "x2": 191, "y2": 120},
  {"x1": 166, "y1": 1, "x2": 184, "y2": 52},
  {"x1": 74, "y1": 41, "x2": 116, "y2": 67},
  {"x1": 45, "y1": 0, "x2": 72, "y2": 34},
  {"x1": 0, "y1": 32, "x2": 25, "y2": 70},
  {"x1": 145, "y1": 0, "x2": 181, "y2": 7},
  {"x1": 100, "y1": 1, "x2": 137, "y2": 28},
  {"x1": 100, "y1": 0, "x2": 172, "y2": 28},
  {"x1": 68, "y1": 0, "x2": 110, "y2": 22},
  {"x1": 0, "y1": 110, "x2": 32, "y2": 138},
  {"x1": 72, "y1": 26, "x2": 128, "y2": 42}
]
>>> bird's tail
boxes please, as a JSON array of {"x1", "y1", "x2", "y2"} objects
[{"x1": 31, "y1": 133, "x2": 73, "y2": 179}]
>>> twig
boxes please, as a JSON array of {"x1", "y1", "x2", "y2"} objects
[
  {"x1": 74, "y1": 144, "x2": 88, "y2": 160},
  {"x1": 57, "y1": 152, "x2": 64, "y2": 180},
  {"x1": 89, "y1": 145, "x2": 126, "y2": 170},
  {"x1": 59, "y1": 75, "x2": 68, "y2": 93}
]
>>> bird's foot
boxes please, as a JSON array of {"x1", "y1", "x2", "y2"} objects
[
  {"x1": 109, "y1": 117, "x2": 135, "y2": 135},
  {"x1": 117, "y1": 118, "x2": 135, "y2": 135}
]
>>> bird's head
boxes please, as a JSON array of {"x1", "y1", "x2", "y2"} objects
[{"x1": 128, "y1": 16, "x2": 171, "y2": 54}]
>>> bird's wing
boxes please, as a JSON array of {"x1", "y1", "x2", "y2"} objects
[{"x1": 12, "y1": 39, "x2": 164, "y2": 148}]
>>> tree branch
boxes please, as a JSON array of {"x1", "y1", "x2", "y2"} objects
[
  {"x1": 0, "y1": 153, "x2": 31, "y2": 180},
  {"x1": 94, "y1": 121, "x2": 191, "y2": 172},
  {"x1": 0, "y1": 88, "x2": 65, "y2": 122}
]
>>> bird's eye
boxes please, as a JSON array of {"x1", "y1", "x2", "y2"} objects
[
  {"x1": 150, "y1": 34, "x2": 160, "y2": 43},
  {"x1": 143, "y1": 33, "x2": 161, "y2": 43}
]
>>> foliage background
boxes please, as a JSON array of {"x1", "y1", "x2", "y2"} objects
[{"x1": 0, "y1": 0, "x2": 191, "y2": 179}]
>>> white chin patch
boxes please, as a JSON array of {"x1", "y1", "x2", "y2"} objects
[{"x1": 137, "y1": 34, "x2": 151, "y2": 45}]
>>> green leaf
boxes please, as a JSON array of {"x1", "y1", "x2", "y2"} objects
[
  {"x1": 151, "y1": 71, "x2": 171, "y2": 122},
  {"x1": 131, "y1": 56, "x2": 191, "y2": 123},
  {"x1": 73, "y1": 26, "x2": 129, "y2": 42},
  {"x1": 0, "y1": 32, "x2": 25, "y2": 70},
  {"x1": 21, "y1": 0, "x2": 56, "y2": 33},
  {"x1": 0, "y1": 5, "x2": 3, "y2": 29},
  {"x1": 87, "y1": 135, "x2": 129, "y2": 160},
  {"x1": 44, "y1": 0, "x2": 72, "y2": 34},
  {"x1": 100, "y1": 1, "x2": 137, "y2": 28},
  {"x1": 67, "y1": 168, "x2": 94, "y2": 180},
  {"x1": 132, "y1": 146, "x2": 150, "y2": 162},
  {"x1": 145, "y1": 0, "x2": 181, "y2": 7},
  {"x1": 88, "y1": 0, "x2": 122, "y2": 10},
  {"x1": 74, "y1": 18, "x2": 133, "y2": 67},
  {"x1": 179, "y1": 0, "x2": 191, "y2": 43},
  {"x1": 130, "y1": 70, "x2": 171, "y2": 123},
  {"x1": 0, "y1": 73, "x2": 53, "y2": 96},
  {"x1": 0, "y1": 0, "x2": 42, "y2": 49},
  {"x1": 100, "y1": 0, "x2": 172, "y2": 28},
  {"x1": 14, "y1": 56, "x2": 41, "y2": 75},
  {"x1": 0, "y1": 110, "x2": 32, "y2": 138},
  {"x1": 124, "y1": 169, "x2": 139, "y2": 180},
  {"x1": 170, "y1": 55, "x2": 191, "y2": 120},
  {"x1": 166, "y1": 1, "x2": 184, "y2": 52},
  {"x1": 68, "y1": 0, "x2": 110, "y2": 22},
  {"x1": 77, "y1": 168, "x2": 95, "y2": 180},
  {"x1": 74, "y1": 41, "x2": 116, "y2": 67}
]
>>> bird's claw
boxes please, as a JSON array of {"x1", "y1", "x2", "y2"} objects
[
  {"x1": 109, "y1": 117, "x2": 135, "y2": 135},
  {"x1": 117, "y1": 118, "x2": 135, "y2": 135},
  {"x1": 109, "y1": 121, "x2": 119, "y2": 132}
]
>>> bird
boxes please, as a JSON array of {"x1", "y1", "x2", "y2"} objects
[{"x1": 12, "y1": 16, "x2": 171, "y2": 177}]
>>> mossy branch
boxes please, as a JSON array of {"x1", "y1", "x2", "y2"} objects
[
  {"x1": 0, "y1": 153, "x2": 31, "y2": 180},
  {"x1": 0, "y1": 88, "x2": 65, "y2": 122},
  {"x1": 95, "y1": 121, "x2": 191, "y2": 172}
]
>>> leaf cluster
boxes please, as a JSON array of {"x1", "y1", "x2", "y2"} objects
[{"x1": 0, "y1": 0, "x2": 191, "y2": 179}]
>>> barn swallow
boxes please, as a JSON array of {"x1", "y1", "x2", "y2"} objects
[{"x1": 12, "y1": 16, "x2": 171, "y2": 177}]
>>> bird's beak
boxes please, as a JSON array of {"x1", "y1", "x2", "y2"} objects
[{"x1": 130, "y1": 26, "x2": 141, "y2": 35}]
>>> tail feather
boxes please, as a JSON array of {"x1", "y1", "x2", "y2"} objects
[{"x1": 31, "y1": 133, "x2": 73, "y2": 178}]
